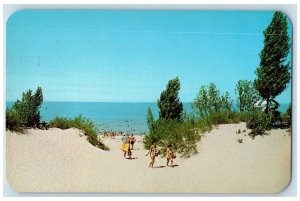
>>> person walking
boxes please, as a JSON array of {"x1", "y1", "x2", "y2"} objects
[
  {"x1": 121, "y1": 134, "x2": 129, "y2": 158},
  {"x1": 166, "y1": 144, "x2": 175, "y2": 167},
  {"x1": 130, "y1": 134, "x2": 136, "y2": 150},
  {"x1": 146, "y1": 142, "x2": 158, "y2": 168}
]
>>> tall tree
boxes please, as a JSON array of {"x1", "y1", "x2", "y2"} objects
[
  {"x1": 235, "y1": 80, "x2": 259, "y2": 112},
  {"x1": 254, "y1": 11, "x2": 291, "y2": 113},
  {"x1": 157, "y1": 77, "x2": 183, "y2": 121}
]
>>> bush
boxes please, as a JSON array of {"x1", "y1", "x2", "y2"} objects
[
  {"x1": 12, "y1": 87, "x2": 43, "y2": 127},
  {"x1": 282, "y1": 103, "x2": 291, "y2": 126},
  {"x1": 49, "y1": 115, "x2": 109, "y2": 150},
  {"x1": 6, "y1": 108, "x2": 24, "y2": 133},
  {"x1": 192, "y1": 83, "x2": 240, "y2": 126},
  {"x1": 246, "y1": 109, "x2": 272, "y2": 138},
  {"x1": 49, "y1": 117, "x2": 71, "y2": 129},
  {"x1": 144, "y1": 118, "x2": 201, "y2": 158}
]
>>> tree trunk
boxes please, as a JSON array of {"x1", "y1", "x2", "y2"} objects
[{"x1": 265, "y1": 97, "x2": 270, "y2": 114}]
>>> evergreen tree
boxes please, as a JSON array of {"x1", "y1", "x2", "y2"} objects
[
  {"x1": 146, "y1": 107, "x2": 155, "y2": 132},
  {"x1": 157, "y1": 77, "x2": 183, "y2": 121},
  {"x1": 254, "y1": 11, "x2": 291, "y2": 113},
  {"x1": 12, "y1": 87, "x2": 43, "y2": 127}
]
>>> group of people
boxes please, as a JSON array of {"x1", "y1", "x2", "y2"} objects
[
  {"x1": 146, "y1": 143, "x2": 176, "y2": 168},
  {"x1": 120, "y1": 135, "x2": 176, "y2": 168},
  {"x1": 120, "y1": 134, "x2": 136, "y2": 159}
]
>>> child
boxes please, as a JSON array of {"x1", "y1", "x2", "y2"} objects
[{"x1": 166, "y1": 144, "x2": 175, "y2": 167}]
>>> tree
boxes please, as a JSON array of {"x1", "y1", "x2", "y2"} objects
[
  {"x1": 254, "y1": 11, "x2": 291, "y2": 113},
  {"x1": 157, "y1": 77, "x2": 183, "y2": 121},
  {"x1": 192, "y1": 83, "x2": 233, "y2": 124},
  {"x1": 235, "y1": 80, "x2": 259, "y2": 112},
  {"x1": 146, "y1": 107, "x2": 155, "y2": 132},
  {"x1": 12, "y1": 87, "x2": 43, "y2": 127}
]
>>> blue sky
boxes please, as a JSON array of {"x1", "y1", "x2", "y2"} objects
[{"x1": 6, "y1": 10, "x2": 292, "y2": 103}]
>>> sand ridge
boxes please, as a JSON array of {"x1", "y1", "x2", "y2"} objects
[{"x1": 6, "y1": 123, "x2": 291, "y2": 193}]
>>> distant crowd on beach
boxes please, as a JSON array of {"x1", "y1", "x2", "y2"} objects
[{"x1": 101, "y1": 130, "x2": 146, "y2": 139}]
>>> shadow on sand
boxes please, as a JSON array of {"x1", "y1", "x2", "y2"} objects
[
  {"x1": 127, "y1": 157, "x2": 138, "y2": 160},
  {"x1": 154, "y1": 166, "x2": 166, "y2": 168}
]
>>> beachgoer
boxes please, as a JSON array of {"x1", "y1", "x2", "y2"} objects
[
  {"x1": 146, "y1": 142, "x2": 158, "y2": 168},
  {"x1": 121, "y1": 134, "x2": 128, "y2": 158},
  {"x1": 166, "y1": 144, "x2": 175, "y2": 167},
  {"x1": 126, "y1": 136, "x2": 132, "y2": 159},
  {"x1": 130, "y1": 134, "x2": 136, "y2": 150}
]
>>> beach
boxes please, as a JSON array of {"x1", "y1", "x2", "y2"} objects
[{"x1": 6, "y1": 123, "x2": 291, "y2": 193}]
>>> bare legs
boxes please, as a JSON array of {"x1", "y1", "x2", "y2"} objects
[
  {"x1": 149, "y1": 156, "x2": 155, "y2": 168},
  {"x1": 167, "y1": 158, "x2": 173, "y2": 167}
]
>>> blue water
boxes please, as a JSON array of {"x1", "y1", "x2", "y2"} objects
[{"x1": 5, "y1": 102, "x2": 289, "y2": 134}]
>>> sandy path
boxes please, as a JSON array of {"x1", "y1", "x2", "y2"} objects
[{"x1": 6, "y1": 123, "x2": 291, "y2": 193}]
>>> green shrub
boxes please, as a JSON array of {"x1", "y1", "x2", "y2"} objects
[
  {"x1": 144, "y1": 118, "x2": 201, "y2": 158},
  {"x1": 192, "y1": 83, "x2": 242, "y2": 126},
  {"x1": 12, "y1": 87, "x2": 43, "y2": 127},
  {"x1": 282, "y1": 103, "x2": 291, "y2": 126},
  {"x1": 246, "y1": 109, "x2": 272, "y2": 138},
  {"x1": 6, "y1": 108, "x2": 24, "y2": 133},
  {"x1": 49, "y1": 115, "x2": 109, "y2": 150},
  {"x1": 49, "y1": 117, "x2": 71, "y2": 129}
]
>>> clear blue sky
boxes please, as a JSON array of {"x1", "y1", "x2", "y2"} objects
[{"x1": 6, "y1": 10, "x2": 292, "y2": 103}]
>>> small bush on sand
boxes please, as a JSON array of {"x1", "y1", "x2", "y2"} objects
[
  {"x1": 246, "y1": 109, "x2": 272, "y2": 139},
  {"x1": 49, "y1": 117, "x2": 71, "y2": 129},
  {"x1": 6, "y1": 108, "x2": 24, "y2": 133},
  {"x1": 49, "y1": 115, "x2": 109, "y2": 150},
  {"x1": 282, "y1": 103, "x2": 291, "y2": 126}
]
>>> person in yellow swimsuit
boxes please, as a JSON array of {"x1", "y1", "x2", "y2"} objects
[
  {"x1": 166, "y1": 144, "x2": 175, "y2": 167},
  {"x1": 121, "y1": 134, "x2": 131, "y2": 158}
]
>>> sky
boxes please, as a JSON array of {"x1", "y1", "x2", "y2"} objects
[{"x1": 6, "y1": 10, "x2": 292, "y2": 103}]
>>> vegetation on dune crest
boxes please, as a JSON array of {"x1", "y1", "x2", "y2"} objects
[
  {"x1": 6, "y1": 87, "x2": 109, "y2": 151},
  {"x1": 49, "y1": 115, "x2": 109, "y2": 151},
  {"x1": 192, "y1": 82, "x2": 238, "y2": 126},
  {"x1": 144, "y1": 77, "x2": 203, "y2": 158},
  {"x1": 6, "y1": 87, "x2": 43, "y2": 133}
]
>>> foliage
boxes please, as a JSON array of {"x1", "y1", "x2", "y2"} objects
[
  {"x1": 12, "y1": 87, "x2": 43, "y2": 127},
  {"x1": 49, "y1": 115, "x2": 109, "y2": 150},
  {"x1": 157, "y1": 77, "x2": 183, "y2": 121},
  {"x1": 143, "y1": 118, "x2": 201, "y2": 158},
  {"x1": 246, "y1": 109, "x2": 272, "y2": 138},
  {"x1": 49, "y1": 117, "x2": 71, "y2": 129},
  {"x1": 254, "y1": 11, "x2": 291, "y2": 113},
  {"x1": 146, "y1": 107, "x2": 155, "y2": 133},
  {"x1": 235, "y1": 80, "x2": 259, "y2": 112},
  {"x1": 282, "y1": 103, "x2": 292, "y2": 126},
  {"x1": 6, "y1": 108, "x2": 24, "y2": 133},
  {"x1": 144, "y1": 77, "x2": 201, "y2": 158},
  {"x1": 192, "y1": 83, "x2": 237, "y2": 125}
]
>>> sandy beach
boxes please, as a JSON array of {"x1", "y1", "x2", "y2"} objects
[{"x1": 6, "y1": 123, "x2": 291, "y2": 193}]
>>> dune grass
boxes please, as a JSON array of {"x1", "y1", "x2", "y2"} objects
[{"x1": 49, "y1": 115, "x2": 109, "y2": 151}]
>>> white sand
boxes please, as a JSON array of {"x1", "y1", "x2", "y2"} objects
[{"x1": 6, "y1": 123, "x2": 291, "y2": 193}]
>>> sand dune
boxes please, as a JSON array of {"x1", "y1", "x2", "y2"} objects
[{"x1": 6, "y1": 123, "x2": 291, "y2": 193}]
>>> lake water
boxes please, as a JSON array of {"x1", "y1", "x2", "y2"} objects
[{"x1": 6, "y1": 102, "x2": 289, "y2": 134}]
